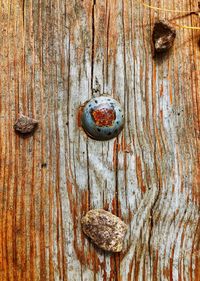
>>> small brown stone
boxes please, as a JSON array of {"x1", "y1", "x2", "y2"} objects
[
  {"x1": 14, "y1": 114, "x2": 39, "y2": 134},
  {"x1": 153, "y1": 20, "x2": 176, "y2": 53},
  {"x1": 81, "y1": 209, "x2": 127, "y2": 252}
]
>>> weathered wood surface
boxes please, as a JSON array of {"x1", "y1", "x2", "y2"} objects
[{"x1": 0, "y1": 0, "x2": 199, "y2": 280}]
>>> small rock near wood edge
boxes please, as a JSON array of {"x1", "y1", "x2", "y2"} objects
[{"x1": 14, "y1": 114, "x2": 39, "y2": 134}]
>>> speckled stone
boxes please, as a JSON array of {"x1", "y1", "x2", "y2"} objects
[
  {"x1": 81, "y1": 209, "x2": 127, "y2": 252},
  {"x1": 14, "y1": 114, "x2": 39, "y2": 134}
]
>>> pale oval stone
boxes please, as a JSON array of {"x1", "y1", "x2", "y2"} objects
[{"x1": 81, "y1": 209, "x2": 128, "y2": 252}]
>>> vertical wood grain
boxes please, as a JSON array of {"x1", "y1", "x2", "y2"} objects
[{"x1": 0, "y1": 0, "x2": 199, "y2": 280}]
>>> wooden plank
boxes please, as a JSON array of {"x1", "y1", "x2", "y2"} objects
[{"x1": 0, "y1": 0, "x2": 199, "y2": 280}]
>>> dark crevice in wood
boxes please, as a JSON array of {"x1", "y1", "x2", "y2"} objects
[
  {"x1": 106, "y1": 9, "x2": 110, "y2": 85},
  {"x1": 86, "y1": 0, "x2": 96, "y2": 210},
  {"x1": 148, "y1": 140, "x2": 162, "y2": 279},
  {"x1": 148, "y1": 189, "x2": 160, "y2": 280},
  {"x1": 121, "y1": 0, "x2": 129, "y2": 207},
  {"x1": 91, "y1": 0, "x2": 96, "y2": 92},
  {"x1": 22, "y1": 0, "x2": 25, "y2": 26},
  {"x1": 86, "y1": 141, "x2": 91, "y2": 210}
]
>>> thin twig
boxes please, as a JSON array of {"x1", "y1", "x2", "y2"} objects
[
  {"x1": 173, "y1": 22, "x2": 200, "y2": 30},
  {"x1": 140, "y1": 1, "x2": 193, "y2": 13},
  {"x1": 138, "y1": 0, "x2": 200, "y2": 30}
]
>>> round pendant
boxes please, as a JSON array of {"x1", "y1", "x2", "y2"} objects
[{"x1": 81, "y1": 96, "x2": 124, "y2": 141}]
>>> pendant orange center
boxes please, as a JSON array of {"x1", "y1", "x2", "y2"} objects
[{"x1": 92, "y1": 107, "x2": 116, "y2": 127}]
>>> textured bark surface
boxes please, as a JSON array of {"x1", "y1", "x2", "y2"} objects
[{"x1": 0, "y1": 0, "x2": 199, "y2": 280}]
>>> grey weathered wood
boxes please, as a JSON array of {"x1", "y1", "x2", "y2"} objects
[{"x1": 0, "y1": 0, "x2": 199, "y2": 280}]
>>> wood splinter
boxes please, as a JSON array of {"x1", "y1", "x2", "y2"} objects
[
  {"x1": 153, "y1": 20, "x2": 176, "y2": 53},
  {"x1": 14, "y1": 114, "x2": 39, "y2": 134},
  {"x1": 81, "y1": 209, "x2": 128, "y2": 253}
]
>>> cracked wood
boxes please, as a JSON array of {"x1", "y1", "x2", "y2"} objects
[{"x1": 0, "y1": 0, "x2": 199, "y2": 280}]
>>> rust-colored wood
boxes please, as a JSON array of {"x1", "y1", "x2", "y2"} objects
[{"x1": 0, "y1": 0, "x2": 199, "y2": 280}]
